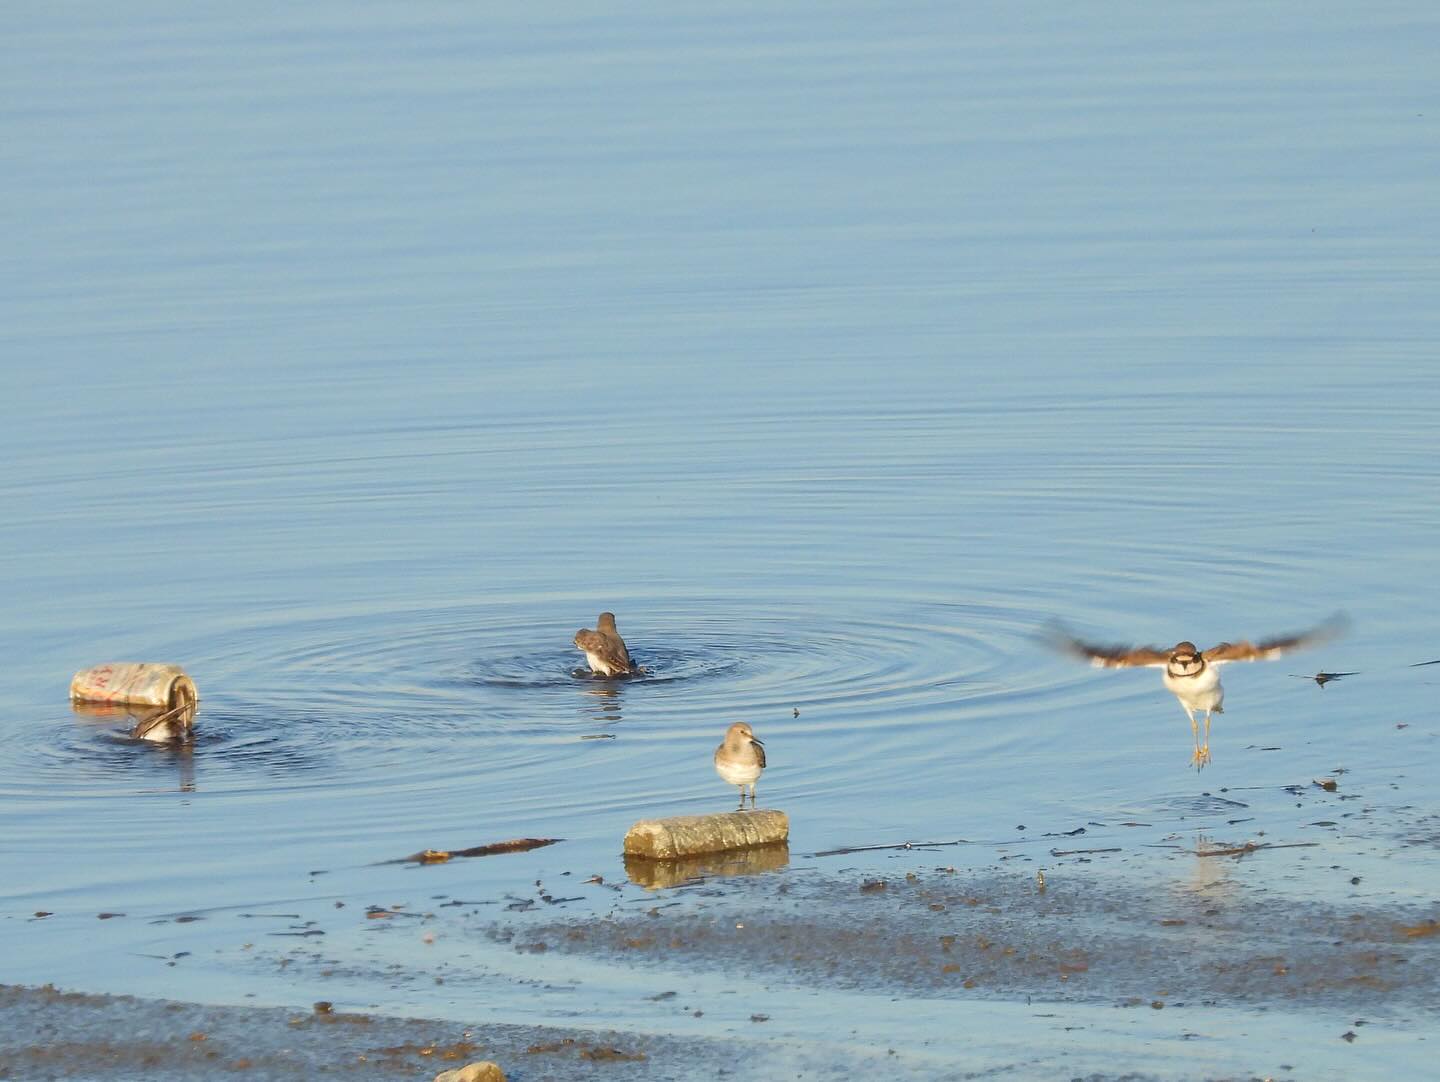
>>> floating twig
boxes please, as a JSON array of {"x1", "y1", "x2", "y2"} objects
[
  {"x1": 1399, "y1": 921, "x2": 1439, "y2": 939},
  {"x1": 1194, "y1": 841, "x2": 1319, "y2": 858},
  {"x1": 812, "y1": 839, "x2": 964, "y2": 857},
  {"x1": 380, "y1": 838, "x2": 562, "y2": 865},
  {"x1": 1049, "y1": 847, "x2": 1122, "y2": 856}
]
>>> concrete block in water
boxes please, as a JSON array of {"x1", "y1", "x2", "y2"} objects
[{"x1": 623, "y1": 809, "x2": 788, "y2": 860}]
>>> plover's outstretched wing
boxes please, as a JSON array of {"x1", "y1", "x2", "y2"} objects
[
  {"x1": 1204, "y1": 615, "x2": 1347, "y2": 665},
  {"x1": 1044, "y1": 624, "x2": 1169, "y2": 668}
]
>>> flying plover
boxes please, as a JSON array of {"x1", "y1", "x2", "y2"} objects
[
  {"x1": 1048, "y1": 615, "x2": 1345, "y2": 768},
  {"x1": 715, "y1": 722, "x2": 766, "y2": 808},
  {"x1": 573, "y1": 611, "x2": 635, "y2": 677}
]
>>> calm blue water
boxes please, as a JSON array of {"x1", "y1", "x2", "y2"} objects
[{"x1": 3, "y1": 3, "x2": 1439, "y2": 1077}]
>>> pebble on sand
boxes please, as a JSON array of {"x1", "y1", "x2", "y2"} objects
[{"x1": 434, "y1": 1062, "x2": 506, "y2": 1082}]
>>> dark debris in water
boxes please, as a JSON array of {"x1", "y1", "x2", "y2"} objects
[
  {"x1": 1193, "y1": 841, "x2": 1319, "y2": 857},
  {"x1": 381, "y1": 837, "x2": 562, "y2": 865},
  {"x1": 1289, "y1": 671, "x2": 1360, "y2": 687}
]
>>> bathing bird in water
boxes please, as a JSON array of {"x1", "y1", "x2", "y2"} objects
[
  {"x1": 715, "y1": 722, "x2": 766, "y2": 808},
  {"x1": 1047, "y1": 615, "x2": 1345, "y2": 769},
  {"x1": 131, "y1": 695, "x2": 197, "y2": 742},
  {"x1": 573, "y1": 612, "x2": 635, "y2": 677}
]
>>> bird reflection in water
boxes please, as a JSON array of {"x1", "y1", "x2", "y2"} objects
[
  {"x1": 579, "y1": 681, "x2": 625, "y2": 732},
  {"x1": 1168, "y1": 833, "x2": 1240, "y2": 907}
]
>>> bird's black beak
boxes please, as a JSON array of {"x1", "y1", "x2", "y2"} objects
[{"x1": 750, "y1": 736, "x2": 764, "y2": 746}]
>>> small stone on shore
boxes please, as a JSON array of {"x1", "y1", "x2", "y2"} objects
[{"x1": 434, "y1": 1062, "x2": 506, "y2": 1082}]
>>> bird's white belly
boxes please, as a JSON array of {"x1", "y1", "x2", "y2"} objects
[
  {"x1": 716, "y1": 759, "x2": 762, "y2": 786},
  {"x1": 1163, "y1": 665, "x2": 1224, "y2": 711},
  {"x1": 583, "y1": 649, "x2": 618, "y2": 676}
]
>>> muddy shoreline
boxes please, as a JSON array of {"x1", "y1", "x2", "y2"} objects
[
  {"x1": 0, "y1": 983, "x2": 717, "y2": 1082},
  {"x1": 7, "y1": 847, "x2": 1437, "y2": 1081},
  {"x1": 495, "y1": 865, "x2": 1440, "y2": 1014},
  {"x1": 7, "y1": 766, "x2": 1438, "y2": 1080}
]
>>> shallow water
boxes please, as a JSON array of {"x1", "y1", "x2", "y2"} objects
[{"x1": 3, "y1": 2, "x2": 1439, "y2": 1077}]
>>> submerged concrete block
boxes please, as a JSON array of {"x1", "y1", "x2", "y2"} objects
[
  {"x1": 623, "y1": 809, "x2": 789, "y2": 860},
  {"x1": 624, "y1": 842, "x2": 790, "y2": 888}
]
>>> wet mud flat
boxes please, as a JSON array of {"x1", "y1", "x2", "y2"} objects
[
  {"x1": 1, "y1": 983, "x2": 889, "y2": 1082},
  {"x1": 469, "y1": 784, "x2": 1439, "y2": 1079},
  {"x1": 497, "y1": 863, "x2": 1440, "y2": 1014},
  {"x1": 7, "y1": 865, "x2": 1437, "y2": 1082},
  {"x1": 488, "y1": 780, "x2": 1440, "y2": 1023},
  {"x1": 7, "y1": 778, "x2": 1439, "y2": 1081}
]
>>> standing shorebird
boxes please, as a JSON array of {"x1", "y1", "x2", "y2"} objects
[
  {"x1": 715, "y1": 722, "x2": 766, "y2": 808},
  {"x1": 573, "y1": 611, "x2": 635, "y2": 677},
  {"x1": 1048, "y1": 615, "x2": 1345, "y2": 769}
]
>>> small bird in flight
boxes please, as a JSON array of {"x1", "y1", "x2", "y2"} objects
[
  {"x1": 573, "y1": 612, "x2": 635, "y2": 677},
  {"x1": 1047, "y1": 615, "x2": 1346, "y2": 769},
  {"x1": 715, "y1": 722, "x2": 766, "y2": 808}
]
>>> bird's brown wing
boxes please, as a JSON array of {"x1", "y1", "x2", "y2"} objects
[
  {"x1": 1204, "y1": 639, "x2": 1290, "y2": 663},
  {"x1": 575, "y1": 630, "x2": 632, "y2": 673},
  {"x1": 601, "y1": 630, "x2": 633, "y2": 667},
  {"x1": 1204, "y1": 614, "x2": 1347, "y2": 665},
  {"x1": 598, "y1": 647, "x2": 633, "y2": 673},
  {"x1": 753, "y1": 740, "x2": 767, "y2": 768},
  {"x1": 1045, "y1": 624, "x2": 1169, "y2": 668}
]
